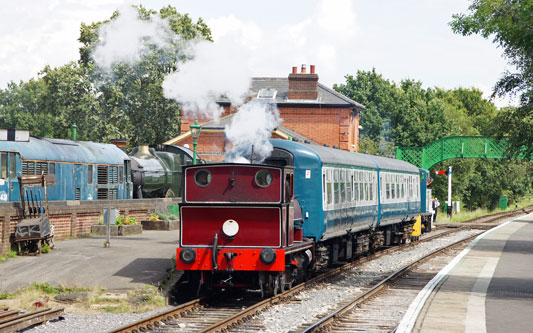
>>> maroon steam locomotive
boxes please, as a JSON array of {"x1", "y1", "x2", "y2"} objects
[{"x1": 176, "y1": 163, "x2": 313, "y2": 296}]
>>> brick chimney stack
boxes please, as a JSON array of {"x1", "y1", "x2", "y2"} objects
[{"x1": 288, "y1": 64, "x2": 319, "y2": 100}]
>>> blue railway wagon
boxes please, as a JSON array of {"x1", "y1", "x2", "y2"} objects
[
  {"x1": 268, "y1": 139, "x2": 426, "y2": 243},
  {"x1": 0, "y1": 136, "x2": 132, "y2": 202}
]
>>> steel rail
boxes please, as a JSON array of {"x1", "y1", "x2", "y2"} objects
[
  {"x1": 0, "y1": 307, "x2": 64, "y2": 332},
  {"x1": 300, "y1": 231, "x2": 485, "y2": 332},
  {"x1": 110, "y1": 297, "x2": 205, "y2": 333}
]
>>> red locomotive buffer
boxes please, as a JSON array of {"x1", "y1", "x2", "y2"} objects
[{"x1": 176, "y1": 164, "x2": 313, "y2": 296}]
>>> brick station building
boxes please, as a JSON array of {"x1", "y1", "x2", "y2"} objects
[{"x1": 165, "y1": 65, "x2": 365, "y2": 161}]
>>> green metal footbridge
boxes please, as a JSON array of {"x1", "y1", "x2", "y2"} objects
[{"x1": 395, "y1": 136, "x2": 531, "y2": 169}]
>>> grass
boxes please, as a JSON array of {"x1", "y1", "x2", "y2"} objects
[
  {"x1": 0, "y1": 250, "x2": 18, "y2": 263},
  {"x1": 436, "y1": 197, "x2": 533, "y2": 223},
  {"x1": 0, "y1": 282, "x2": 165, "y2": 313}
]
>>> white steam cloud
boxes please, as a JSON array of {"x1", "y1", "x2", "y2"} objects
[
  {"x1": 92, "y1": 6, "x2": 175, "y2": 71},
  {"x1": 162, "y1": 34, "x2": 251, "y2": 121},
  {"x1": 91, "y1": 6, "x2": 282, "y2": 162},
  {"x1": 224, "y1": 101, "x2": 281, "y2": 163},
  {"x1": 161, "y1": 31, "x2": 282, "y2": 162}
]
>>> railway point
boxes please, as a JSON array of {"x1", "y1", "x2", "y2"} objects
[{"x1": 397, "y1": 212, "x2": 533, "y2": 332}]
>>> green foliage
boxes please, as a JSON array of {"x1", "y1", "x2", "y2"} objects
[
  {"x1": 450, "y1": 0, "x2": 533, "y2": 159},
  {"x1": 0, "y1": 5, "x2": 212, "y2": 148},
  {"x1": 150, "y1": 210, "x2": 178, "y2": 221},
  {"x1": 335, "y1": 68, "x2": 533, "y2": 211},
  {"x1": 41, "y1": 243, "x2": 50, "y2": 254},
  {"x1": 115, "y1": 216, "x2": 137, "y2": 225}
]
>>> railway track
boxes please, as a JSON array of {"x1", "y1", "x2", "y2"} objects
[
  {"x1": 0, "y1": 307, "x2": 64, "y2": 332},
  {"x1": 112, "y1": 224, "x2": 481, "y2": 333},
  {"x1": 110, "y1": 208, "x2": 530, "y2": 333},
  {"x1": 297, "y1": 231, "x2": 484, "y2": 332}
]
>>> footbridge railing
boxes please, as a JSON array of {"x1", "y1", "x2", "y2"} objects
[{"x1": 395, "y1": 136, "x2": 530, "y2": 169}]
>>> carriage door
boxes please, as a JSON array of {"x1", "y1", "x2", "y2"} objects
[
  {"x1": 73, "y1": 164, "x2": 82, "y2": 200},
  {"x1": 8, "y1": 153, "x2": 20, "y2": 202},
  {"x1": 0, "y1": 153, "x2": 9, "y2": 202}
]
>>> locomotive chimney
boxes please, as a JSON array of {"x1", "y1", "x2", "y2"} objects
[
  {"x1": 136, "y1": 144, "x2": 152, "y2": 158},
  {"x1": 288, "y1": 64, "x2": 319, "y2": 100}
]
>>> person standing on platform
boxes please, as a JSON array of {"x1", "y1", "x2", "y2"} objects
[{"x1": 432, "y1": 198, "x2": 440, "y2": 222}]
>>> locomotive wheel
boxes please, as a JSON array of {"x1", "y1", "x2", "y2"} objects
[{"x1": 267, "y1": 273, "x2": 280, "y2": 296}]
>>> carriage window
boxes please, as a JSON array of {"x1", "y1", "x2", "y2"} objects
[
  {"x1": 364, "y1": 183, "x2": 368, "y2": 201},
  {"x1": 347, "y1": 174, "x2": 353, "y2": 202},
  {"x1": 255, "y1": 169, "x2": 273, "y2": 188},
  {"x1": 354, "y1": 179, "x2": 359, "y2": 201},
  {"x1": 402, "y1": 183, "x2": 405, "y2": 198},
  {"x1": 369, "y1": 183, "x2": 373, "y2": 201},
  {"x1": 119, "y1": 166, "x2": 123, "y2": 184},
  {"x1": 396, "y1": 184, "x2": 400, "y2": 199},
  {"x1": 88, "y1": 165, "x2": 93, "y2": 184},
  {"x1": 9, "y1": 153, "x2": 16, "y2": 178},
  {"x1": 334, "y1": 182, "x2": 339, "y2": 204},
  {"x1": 391, "y1": 182, "x2": 395, "y2": 199},
  {"x1": 386, "y1": 183, "x2": 390, "y2": 199},
  {"x1": 322, "y1": 173, "x2": 326, "y2": 205},
  {"x1": 49, "y1": 163, "x2": 55, "y2": 175},
  {"x1": 195, "y1": 169, "x2": 212, "y2": 187},
  {"x1": 327, "y1": 181, "x2": 333, "y2": 205},
  {"x1": 1, "y1": 153, "x2": 6, "y2": 179},
  {"x1": 360, "y1": 183, "x2": 364, "y2": 201}
]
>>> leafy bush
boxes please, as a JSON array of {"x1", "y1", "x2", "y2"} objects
[
  {"x1": 150, "y1": 211, "x2": 178, "y2": 222},
  {"x1": 41, "y1": 243, "x2": 50, "y2": 253},
  {"x1": 115, "y1": 217, "x2": 137, "y2": 225}
]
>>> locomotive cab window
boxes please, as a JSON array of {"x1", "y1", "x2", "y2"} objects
[
  {"x1": 255, "y1": 169, "x2": 273, "y2": 188},
  {"x1": 194, "y1": 169, "x2": 212, "y2": 187}
]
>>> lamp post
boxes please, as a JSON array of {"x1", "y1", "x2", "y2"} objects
[{"x1": 190, "y1": 119, "x2": 202, "y2": 165}]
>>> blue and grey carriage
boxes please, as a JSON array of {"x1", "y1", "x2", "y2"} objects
[{"x1": 267, "y1": 139, "x2": 432, "y2": 265}]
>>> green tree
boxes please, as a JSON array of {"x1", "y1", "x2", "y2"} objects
[
  {"x1": 77, "y1": 5, "x2": 212, "y2": 147},
  {"x1": 451, "y1": 0, "x2": 533, "y2": 158}
]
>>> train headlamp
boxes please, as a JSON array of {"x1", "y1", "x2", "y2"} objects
[
  {"x1": 222, "y1": 219, "x2": 239, "y2": 237},
  {"x1": 179, "y1": 248, "x2": 196, "y2": 264},
  {"x1": 259, "y1": 248, "x2": 276, "y2": 265}
]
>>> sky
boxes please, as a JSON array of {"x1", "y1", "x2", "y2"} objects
[{"x1": 0, "y1": 0, "x2": 515, "y2": 107}]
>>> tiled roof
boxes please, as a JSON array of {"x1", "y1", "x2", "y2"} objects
[
  {"x1": 217, "y1": 78, "x2": 365, "y2": 110},
  {"x1": 199, "y1": 113, "x2": 318, "y2": 145}
]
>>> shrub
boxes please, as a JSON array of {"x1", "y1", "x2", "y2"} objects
[
  {"x1": 151, "y1": 211, "x2": 178, "y2": 221},
  {"x1": 115, "y1": 217, "x2": 137, "y2": 225}
]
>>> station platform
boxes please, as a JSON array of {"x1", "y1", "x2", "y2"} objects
[
  {"x1": 0, "y1": 230, "x2": 178, "y2": 293},
  {"x1": 397, "y1": 213, "x2": 533, "y2": 332}
]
